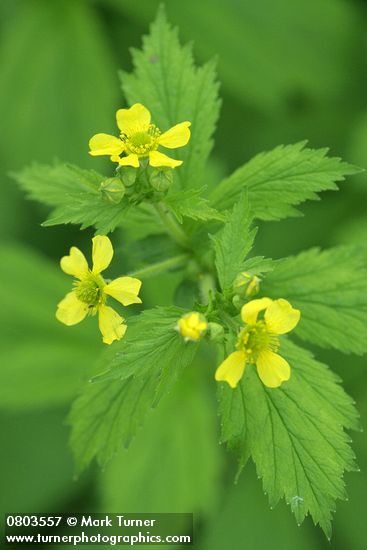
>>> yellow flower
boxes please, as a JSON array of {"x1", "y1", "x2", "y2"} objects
[
  {"x1": 56, "y1": 236, "x2": 142, "y2": 344},
  {"x1": 89, "y1": 103, "x2": 191, "y2": 169},
  {"x1": 215, "y1": 298, "x2": 300, "y2": 389},
  {"x1": 177, "y1": 312, "x2": 208, "y2": 342}
]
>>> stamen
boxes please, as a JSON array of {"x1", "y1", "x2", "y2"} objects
[
  {"x1": 122, "y1": 124, "x2": 161, "y2": 156},
  {"x1": 236, "y1": 321, "x2": 279, "y2": 363},
  {"x1": 75, "y1": 274, "x2": 105, "y2": 307}
]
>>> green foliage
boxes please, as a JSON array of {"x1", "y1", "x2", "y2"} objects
[
  {"x1": 163, "y1": 187, "x2": 225, "y2": 223},
  {"x1": 6, "y1": 3, "x2": 367, "y2": 542},
  {"x1": 13, "y1": 163, "x2": 129, "y2": 234},
  {"x1": 262, "y1": 245, "x2": 367, "y2": 354},
  {"x1": 120, "y1": 7, "x2": 221, "y2": 189},
  {"x1": 241, "y1": 256, "x2": 275, "y2": 276},
  {"x1": 211, "y1": 195, "x2": 257, "y2": 290},
  {"x1": 218, "y1": 339, "x2": 359, "y2": 537},
  {"x1": 210, "y1": 142, "x2": 360, "y2": 220},
  {"x1": 101, "y1": 371, "x2": 222, "y2": 515},
  {"x1": 69, "y1": 307, "x2": 199, "y2": 472}
]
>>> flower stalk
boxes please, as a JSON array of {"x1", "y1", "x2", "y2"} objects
[
  {"x1": 128, "y1": 253, "x2": 189, "y2": 279},
  {"x1": 153, "y1": 202, "x2": 190, "y2": 248}
]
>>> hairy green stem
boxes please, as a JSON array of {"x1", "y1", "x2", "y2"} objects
[
  {"x1": 153, "y1": 202, "x2": 189, "y2": 248},
  {"x1": 198, "y1": 273, "x2": 217, "y2": 305},
  {"x1": 128, "y1": 254, "x2": 189, "y2": 279}
]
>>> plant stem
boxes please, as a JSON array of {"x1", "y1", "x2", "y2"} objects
[
  {"x1": 153, "y1": 202, "x2": 189, "y2": 248},
  {"x1": 128, "y1": 254, "x2": 189, "y2": 279},
  {"x1": 198, "y1": 273, "x2": 217, "y2": 305}
]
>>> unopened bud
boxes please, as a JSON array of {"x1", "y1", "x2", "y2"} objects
[
  {"x1": 99, "y1": 178, "x2": 125, "y2": 204},
  {"x1": 233, "y1": 271, "x2": 260, "y2": 298},
  {"x1": 208, "y1": 322, "x2": 225, "y2": 342},
  {"x1": 149, "y1": 168, "x2": 173, "y2": 192},
  {"x1": 118, "y1": 166, "x2": 137, "y2": 187},
  {"x1": 176, "y1": 312, "x2": 208, "y2": 342}
]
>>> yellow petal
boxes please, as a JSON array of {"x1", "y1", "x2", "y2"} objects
[
  {"x1": 159, "y1": 121, "x2": 191, "y2": 148},
  {"x1": 92, "y1": 235, "x2": 113, "y2": 274},
  {"x1": 89, "y1": 133, "x2": 124, "y2": 156},
  {"x1": 98, "y1": 305, "x2": 127, "y2": 345},
  {"x1": 104, "y1": 277, "x2": 142, "y2": 306},
  {"x1": 264, "y1": 299, "x2": 301, "y2": 335},
  {"x1": 215, "y1": 351, "x2": 246, "y2": 389},
  {"x1": 256, "y1": 350, "x2": 291, "y2": 388},
  {"x1": 241, "y1": 297, "x2": 273, "y2": 325},
  {"x1": 116, "y1": 103, "x2": 151, "y2": 134},
  {"x1": 118, "y1": 154, "x2": 140, "y2": 167},
  {"x1": 56, "y1": 291, "x2": 88, "y2": 326},
  {"x1": 177, "y1": 312, "x2": 208, "y2": 341},
  {"x1": 149, "y1": 150, "x2": 183, "y2": 168},
  {"x1": 110, "y1": 155, "x2": 122, "y2": 163},
  {"x1": 60, "y1": 246, "x2": 89, "y2": 279}
]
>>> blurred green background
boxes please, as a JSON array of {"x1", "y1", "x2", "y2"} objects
[{"x1": 1, "y1": 0, "x2": 367, "y2": 548}]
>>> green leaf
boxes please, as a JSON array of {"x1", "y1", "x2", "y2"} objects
[
  {"x1": 241, "y1": 256, "x2": 275, "y2": 276},
  {"x1": 120, "y1": 7, "x2": 221, "y2": 189},
  {"x1": 101, "y1": 369, "x2": 222, "y2": 515},
  {"x1": 164, "y1": 187, "x2": 226, "y2": 223},
  {"x1": 210, "y1": 142, "x2": 360, "y2": 220},
  {"x1": 12, "y1": 162, "x2": 129, "y2": 234},
  {"x1": 211, "y1": 195, "x2": 257, "y2": 290},
  {"x1": 218, "y1": 339, "x2": 359, "y2": 537},
  {"x1": 69, "y1": 307, "x2": 199, "y2": 472},
  {"x1": 261, "y1": 245, "x2": 367, "y2": 354}
]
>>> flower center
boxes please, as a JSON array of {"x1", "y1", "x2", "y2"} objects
[
  {"x1": 122, "y1": 124, "x2": 161, "y2": 156},
  {"x1": 236, "y1": 321, "x2": 279, "y2": 363},
  {"x1": 75, "y1": 273, "x2": 105, "y2": 307}
]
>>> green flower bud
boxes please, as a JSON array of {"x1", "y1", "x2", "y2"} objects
[
  {"x1": 149, "y1": 167, "x2": 173, "y2": 192},
  {"x1": 118, "y1": 166, "x2": 137, "y2": 187},
  {"x1": 208, "y1": 322, "x2": 225, "y2": 342},
  {"x1": 233, "y1": 271, "x2": 260, "y2": 298},
  {"x1": 99, "y1": 178, "x2": 125, "y2": 204}
]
